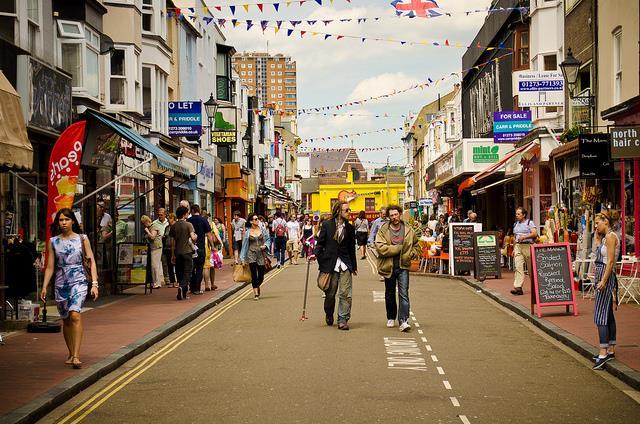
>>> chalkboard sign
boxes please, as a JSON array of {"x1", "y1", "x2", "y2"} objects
[
  {"x1": 449, "y1": 223, "x2": 482, "y2": 275},
  {"x1": 473, "y1": 232, "x2": 501, "y2": 280},
  {"x1": 579, "y1": 134, "x2": 612, "y2": 179},
  {"x1": 530, "y1": 243, "x2": 578, "y2": 317}
]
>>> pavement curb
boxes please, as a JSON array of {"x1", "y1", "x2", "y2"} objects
[
  {"x1": 1, "y1": 282, "x2": 250, "y2": 424},
  {"x1": 411, "y1": 272, "x2": 640, "y2": 391}
]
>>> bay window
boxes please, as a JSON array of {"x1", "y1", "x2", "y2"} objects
[
  {"x1": 106, "y1": 44, "x2": 142, "y2": 111},
  {"x1": 57, "y1": 20, "x2": 100, "y2": 99}
]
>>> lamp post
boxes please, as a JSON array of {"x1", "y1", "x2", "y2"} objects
[
  {"x1": 560, "y1": 48, "x2": 594, "y2": 129},
  {"x1": 204, "y1": 93, "x2": 219, "y2": 148}
]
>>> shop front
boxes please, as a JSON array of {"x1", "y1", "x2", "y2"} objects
[{"x1": 602, "y1": 96, "x2": 640, "y2": 256}]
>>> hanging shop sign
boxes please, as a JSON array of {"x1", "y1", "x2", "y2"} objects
[
  {"x1": 168, "y1": 101, "x2": 202, "y2": 137},
  {"x1": 17, "y1": 56, "x2": 72, "y2": 135},
  {"x1": 492, "y1": 111, "x2": 532, "y2": 143},
  {"x1": 197, "y1": 149, "x2": 215, "y2": 193},
  {"x1": 425, "y1": 165, "x2": 436, "y2": 190},
  {"x1": 212, "y1": 107, "x2": 238, "y2": 144},
  {"x1": 579, "y1": 134, "x2": 611, "y2": 179},
  {"x1": 611, "y1": 126, "x2": 640, "y2": 159},
  {"x1": 515, "y1": 71, "x2": 564, "y2": 107},
  {"x1": 418, "y1": 198, "x2": 433, "y2": 207}
]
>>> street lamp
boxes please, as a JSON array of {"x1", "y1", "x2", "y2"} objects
[
  {"x1": 560, "y1": 47, "x2": 594, "y2": 129},
  {"x1": 204, "y1": 93, "x2": 219, "y2": 147},
  {"x1": 560, "y1": 48, "x2": 581, "y2": 97}
]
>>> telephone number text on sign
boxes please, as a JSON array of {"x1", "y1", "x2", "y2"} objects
[{"x1": 518, "y1": 80, "x2": 563, "y2": 91}]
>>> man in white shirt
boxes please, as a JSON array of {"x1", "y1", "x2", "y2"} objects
[
  {"x1": 286, "y1": 215, "x2": 301, "y2": 265},
  {"x1": 153, "y1": 208, "x2": 170, "y2": 285}
]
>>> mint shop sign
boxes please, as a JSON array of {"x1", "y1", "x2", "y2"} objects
[{"x1": 473, "y1": 145, "x2": 500, "y2": 163}]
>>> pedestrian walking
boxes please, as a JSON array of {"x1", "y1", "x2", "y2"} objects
[
  {"x1": 374, "y1": 205, "x2": 420, "y2": 331},
  {"x1": 231, "y1": 211, "x2": 246, "y2": 264},
  {"x1": 286, "y1": 215, "x2": 301, "y2": 265},
  {"x1": 188, "y1": 205, "x2": 215, "y2": 295},
  {"x1": 354, "y1": 210, "x2": 369, "y2": 260},
  {"x1": 592, "y1": 211, "x2": 620, "y2": 370},
  {"x1": 510, "y1": 207, "x2": 538, "y2": 296},
  {"x1": 40, "y1": 208, "x2": 99, "y2": 369},
  {"x1": 239, "y1": 214, "x2": 272, "y2": 300},
  {"x1": 272, "y1": 212, "x2": 287, "y2": 267},
  {"x1": 213, "y1": 216, "x2": 229, "y2": 257},
  {"x1": 301, "y1": 218, "x2": 314, "y2": 257},
  {"x1": 170, "y1": 206, "x2": 197, "y2": 300},
  {"x1": 141, "y1": 215, "x2": 164, "y2": 289},
  {"x1": 315, "y1": 201, "x2": 357, "y2": 330},
  {"x1": 368, "y1": 208, "x2": 387, "y2": 246},
  {"x1": 163, "y1": 213, "x2": 177, "y2": 288},
  {"x1": 152, "y1": 208, "x2": 170, "y2": 286}
]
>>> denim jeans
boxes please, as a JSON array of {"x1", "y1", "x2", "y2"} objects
[
  {"x1": 385, "y1": 268, "x2": 410, "y2": 324},
  {"x1": 190, "y1": 254, "x2": 205, "y2": 293},
  {"x1": 597, "y1": 300, "x2": 617, "y2": 348},
  {"x1": 175, "y1": 253, "x2": 193, "y2": 298},
  {"x1": 324, "y1": 270, "x2": 353, "y2": 323},
  {"x1": 274, "y1": 236, "x2": 286, "y2": 265}
]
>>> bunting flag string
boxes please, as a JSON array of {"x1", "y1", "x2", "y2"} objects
[
  {"x1": 300, "y1": 126, "x2": 404, "y2": 143},
  {"x1": 298, "y1": 145, "x2": 403, "y2": 152},
  {"x1": 301, "y1": 154, "x2": 405, "y2": 167},
  {"x1": 211, "y1": 17, "x2": 511, "y2": 51},
  {"x1": 297, "y1": 112, "x2": 409, "y2": 118},
  {"x1": 167, "y1": 4, "x2": 527, "y2": 20}
]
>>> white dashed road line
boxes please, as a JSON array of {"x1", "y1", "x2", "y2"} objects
[
  {"x1": 426, "y1": 345, "x2": 433, "y2": 351},
  {"x1": 421, "y1": 337, "x2": 428, "y2": 343},
  {"x1": 450, "y1": 397, "x2": 460, "y2": 407},
  {"x1": 414, "y1": 322, "x2": 420, "y2": 328},
  {"x1": 443, "y1": 380, "x2": 452, "y2": 390},
  {"x1": 431, "y1": 355, "x2": 438, "y2": 362},
  {"x1": 437, "y1": 366, "x2": 445, "y2": 375},
  {"x1": 459, "y1": 415, "x2": 471, "y2": 424},
  {"x1": 417, "y1": 329, "x2": 424, "y2": 334}
]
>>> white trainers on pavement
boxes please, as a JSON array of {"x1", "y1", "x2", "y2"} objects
[
  {"x1": 399, "y1": 321, "x2": 411, "y2": 332},
  {"x1": 386, "y1": 319, "x2": 395, "y2": 328}
]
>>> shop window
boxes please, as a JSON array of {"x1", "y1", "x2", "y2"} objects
[{"x1": 365, "y1": 198, "x2": 375, "y2": 212}]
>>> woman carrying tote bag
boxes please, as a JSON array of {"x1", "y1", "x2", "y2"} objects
[{"x1": 239, "y1": 214, "x2": 272, "y2": 300}]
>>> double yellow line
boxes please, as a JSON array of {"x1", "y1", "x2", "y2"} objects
[{"x1": 58, "y1": 267, "x2": 284, "y2": 424}]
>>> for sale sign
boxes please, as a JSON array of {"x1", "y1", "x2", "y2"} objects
[
  {"x1": 516, "y1": 71, "x2": 564, "y2": 107},
  {"x1": 493, "y1": 111, "x2": 532, "y2": 143}
]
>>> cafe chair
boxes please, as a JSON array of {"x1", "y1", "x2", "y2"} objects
[{"x1": 617, "y1": 256, "x2": 639, "y2": 305}]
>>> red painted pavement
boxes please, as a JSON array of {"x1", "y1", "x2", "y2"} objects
[{"x1": 0, "y1": 263, "x2": 239, "y2": 417}]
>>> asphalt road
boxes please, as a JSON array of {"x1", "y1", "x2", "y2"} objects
[{"x1": 43, "y1": 255, "x2": 640, "y2": 424}]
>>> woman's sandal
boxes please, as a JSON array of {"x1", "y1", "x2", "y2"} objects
[
  {"x1": 71, "y1": 357, "x2": 83, "y2": 369},
  {"x1": 65, "y1": 356, "x2": 74, "y2": 365}
]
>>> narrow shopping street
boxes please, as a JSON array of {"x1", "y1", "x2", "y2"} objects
[{"x1": 40, "y1": 257, "x2": 640, "y2": 424}]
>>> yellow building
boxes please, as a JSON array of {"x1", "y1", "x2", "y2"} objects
[{"x1": 311, "y1": 172, "x2": 405, "y2": 217}]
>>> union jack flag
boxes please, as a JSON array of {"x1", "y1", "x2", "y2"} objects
[{"x1": 390, "y1": 0, "x2": 446, "y2": 18}]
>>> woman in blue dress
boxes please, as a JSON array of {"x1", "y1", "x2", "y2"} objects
[{"x1": 41, "y1": 208, "x2": 99, "y2": 369}]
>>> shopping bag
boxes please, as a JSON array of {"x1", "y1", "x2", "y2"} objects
[
  {"x1": 233, "y1": 264, "x2": 252, "y2": 283},
  {"x1": 212, "y1": 251, "x2": 224, "y2": 269},
  {"x1": 317, "y1": 272, "x2": 332, "y2": 291}
]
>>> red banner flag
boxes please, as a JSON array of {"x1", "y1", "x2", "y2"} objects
[{"x1": 46, "y1": 121, "x2": 87, "y2": 243}]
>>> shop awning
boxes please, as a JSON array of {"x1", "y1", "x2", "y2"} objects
[
  {"x1": 458, "y1": 142, "x2": 537, "y2": 195},
  {"x1": 0, "y1": 71, "x2": 33, "y2": 171},
  {"x1": 86, "y1": 110, "x2": 190, "y2": 177},
  {"x1": 470, "y1": 175, "x2": 520, "y2": 196}
]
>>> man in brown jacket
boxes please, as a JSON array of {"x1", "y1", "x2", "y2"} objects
[{"x1": 375, "y1": 205, "x2": 420, "y2": 332}]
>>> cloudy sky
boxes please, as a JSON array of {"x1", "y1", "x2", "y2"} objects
[{"x1": 212, "y1": 0, "x2": 493, "y2": 171}]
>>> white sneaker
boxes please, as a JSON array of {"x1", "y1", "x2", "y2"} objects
[
  {"x1": 386, "y1": 319, "x2": 395, "y2": 328},
  {"x1": 399, "y1": 322, "x2": 411, "y2": 332}
]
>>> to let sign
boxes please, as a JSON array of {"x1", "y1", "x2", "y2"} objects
[
  {"x1": 168, "y1": 101, "x2": 202, "y2": 137},
  {"x1": 493, "y1": 111, "x2": 532, "y2": 143},
  {"x1": 611, "y1": 126, "x2": 640, "y2": 159},
  {"x1": 579, "y1": 134, "x2": 611, "y2": 178}
]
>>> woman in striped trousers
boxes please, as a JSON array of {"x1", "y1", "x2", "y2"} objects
[{"x1": 592, "y1": 211, "x2": 619, "y2": 370}]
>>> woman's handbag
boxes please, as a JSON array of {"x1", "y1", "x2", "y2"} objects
[
  {"x1": 212, "y1": 250, "x2": 223, "y2": 269},
  {"x1": 80, "y1": 235, "x2": 92, "y2": 282},
  {"x1": 264, "y1": 256, "x2": 273, "y2": 271},
  {"x1": 317, "y1": 272, "x2": 332, "y2": 291},
  {"x1": 233, "y1": 263, "x2": 252, "y2": 283}
]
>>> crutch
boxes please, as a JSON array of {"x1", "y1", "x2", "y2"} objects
[{"x1": 300, "y1": 256, "x2": 311, "y2": 321}]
